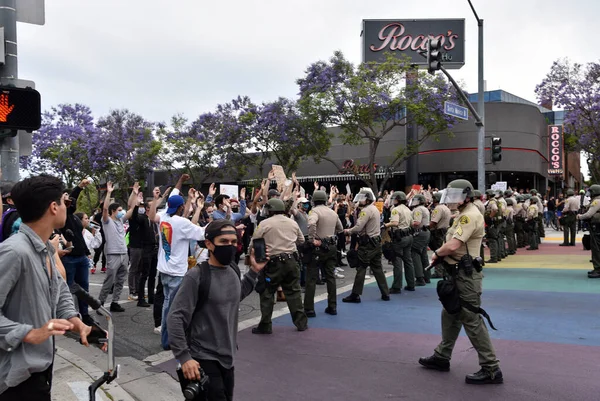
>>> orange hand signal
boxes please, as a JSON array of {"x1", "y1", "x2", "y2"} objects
[{"x1": 0, "y1": 94, "x2": 14, "y2": 122}]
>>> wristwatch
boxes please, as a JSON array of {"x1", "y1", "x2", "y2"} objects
[{"x1": 434, "y1": 250, "x2": 440, "y2": 258}]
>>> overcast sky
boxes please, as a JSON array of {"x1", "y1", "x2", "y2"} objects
[{"x1": 16, "y1": 0, "x2": 598, "y2": 175}]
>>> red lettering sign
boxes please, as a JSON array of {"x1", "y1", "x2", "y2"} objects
[
  {"x1": 547, "y1": 125, "x2": 564, "y2": 175},
  {"x1": 369, "y1": 23, "x2": 459, "y2": 53},
  {"x1": 339, "y1": 159, "x2": 378, "y2": 175}
]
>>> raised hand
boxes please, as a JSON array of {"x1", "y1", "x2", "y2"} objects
[
  {"x1": 79, "y1": 178, "x2": 91, "y2": 188},
  {"x1": 209, "y1": 183, "x2": 217, "y2": 196},
  {"x1": 240, "y1": 187, "x2": 246, "y2": 200},
  {"x1": 132, "y1": 181, "x2": 140, "y2": 194},
  {"x1": 181, "y1": 173, "x2": 190, "y2": 182},
  {"x1": 106, "y1": 182, "x2": 114, "y2": 193}
]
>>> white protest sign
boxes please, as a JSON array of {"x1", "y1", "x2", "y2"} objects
[{"x1": 219, "y1": 184, "x2": 239, "y2": 200}]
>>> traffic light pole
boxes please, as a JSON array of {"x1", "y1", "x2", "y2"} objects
[
  {"x1": 0, "y1": 0, "x2": 19, "y2": 183},
  {"x1": 468, "y1": 0, "x2": 486, "y2": 192}
]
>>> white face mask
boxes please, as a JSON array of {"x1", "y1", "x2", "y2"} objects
[{"x1": 138, "y1": 207, "x2": 146, "y2": 214}]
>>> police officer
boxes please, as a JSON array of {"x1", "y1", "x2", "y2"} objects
[
  {"x1": 304, "y1": 190, "x2": 343, "y2": 317},
  {"x1": 410, "y1": 194, "x2": 431, "y2": 286},
  {"x1": 484, "y1": 190, "x2": 500, "y2": 263},
  {"x1": 342, "y1": 189, "x2": 390, "y2": 303},
  {"x1": 419, "y1": 179, "x2": 503, "y2": 384},
  {"x1": 561, "y1": 189, "x2": 578, "y2": 246},
  {"x1": 251, "y1": 198, "x2": 308, "y2": 334},
  {"x1": 384, "y1": 191, "x2": 415, "y2": 292},
  {"x1": 514, "y1": 195, "x2": 527, "y2": 248},
  {"x1": 504, "y1": 198, "x2": 517, "y2": 255},
  {"x1": 496, "y1": 191, "x2": 508, "y2": 259},
  {"x1": 429, "y1": 192, "x2": 452, "y2": 279},
  {"x1": 577, "y1": 185, "x2": 600, "y2": 278},
  {"x1": 472, "y1": 190, "x2": 485, "y2": 216},
  {"x1": 530, "y1": 189, "x2": 545, "y2": 239},
  {"x1": 526, "y1": 197, "x2": 540, "y2": 251}
]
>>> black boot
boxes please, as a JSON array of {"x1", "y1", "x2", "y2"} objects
[
  {"x1": 342, "y1": 293, "x2": 361, "y2": 303},
  {"x1": 110, "y1": 302, "x2": 125, "y2": 312},
  {"x1": 418, "y1": 355, "x2": 450, "y2": 372},
  {"x1": 465, "y1": 367, "x2": 504, "y2": 384}
]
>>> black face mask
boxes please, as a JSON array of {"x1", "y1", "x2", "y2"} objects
[
  {"x1": 212, "y1": 245, "x2": 236, "y2": 265},
  {"x1": 231, "y1": 208, "x2": 239, "y2": 213}
]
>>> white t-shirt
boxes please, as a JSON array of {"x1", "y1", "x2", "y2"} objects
[{"x1": 157, "y1": 213, "x2": 205, "y2": 277}]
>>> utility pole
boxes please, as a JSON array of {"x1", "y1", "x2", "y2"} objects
[
  {"x1": 0, "y1": 0, "x2": 19, "y2": 183},
  {"x1": 468, "y1": 0, "x2": 485, "y2": 192},
  {"x1": 405, "y1": 67, "x2": 419, "y2": 193}
]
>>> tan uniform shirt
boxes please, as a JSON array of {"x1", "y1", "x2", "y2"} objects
[
  {"x1": 253, "y1": 214, "x2": 304, "y2": 255},
  {"x1": 308, "y1": 205, "x2": 343, "y2": 241},
  {"x1": 578, "y1": 198, "x2": 600, "y2": 220},
  {"x1": 349, "y1": 204, "x2": 381, "y2": 237},
  {"x1": 527, "y1": 204, "x2": 538, "y2": 220},
  {"x1": 412, "y1": 205, "x2": 430, "y2": 228},
  {"x1": 514, "y1": 203, "x2": 526, "y2": 219},
  {"x1": 473, "y1": 199, "x2": 485, "y2": 216},
  {"x1": 444, "y1": 203, "x2": 484, "y2": 264},
  {"x1": 390, "y1": 204, "x2": 412, "y2": 230},
  {"x1": 563, "y1": 196, "x2": 579, "y2": 213},
  {"x1": 505, "y1": 206, "x2": 515, "y2": 222},
  {"x1": 485, "y1": 199, "x2": 499, "y2": 217},
  {"x1": 498, "y1": 197, "x2": 508, "y2": 210},
  {"x1": 430, "y1": 204, "x2": 451, "y2": 229}
]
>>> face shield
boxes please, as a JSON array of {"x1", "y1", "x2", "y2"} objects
[
  {"x1": 439, "y1": 188, "x2": 468, "y2": 205},
  {"x1": 353, "y1": 193, "x2": 367, "y2": 203},
  {"x1": 408, "y1": 197, "x2": 421, "y2": 208}
]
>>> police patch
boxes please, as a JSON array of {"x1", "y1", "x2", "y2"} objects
[
  {"x1": 593, "y1": 200, "x2": 598, "y2": 207},
  {"x1": 459, "y1": 215, "x2": 470, "y2": 225},
  {"x1": 432, "y1": 209, "x2": 439, "y2": 215},
  {"x1": 391, "y1": 209, "x2": 399, "y2": 215},
  {"x1": 359, "y1": 211, "x2": 366, "y2": 218}
]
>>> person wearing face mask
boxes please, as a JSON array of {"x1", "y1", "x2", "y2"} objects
[
  {"x1": 168, "y1": 220, "x2": 267, "y2": 400},
  {"x1": 419, "y1": 179, "x2": 502, "y2": 385},
  {"x1": 384, "y1": 191, "x2": 415, "y2": 293},
  {"x1": 211, "y1": 189, "x2": 247, "y2": 223},
  {"x1": 97, "y1": 181, "x2": 130, "y2": 313}
]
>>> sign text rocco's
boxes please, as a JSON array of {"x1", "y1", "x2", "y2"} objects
[
  {"x1": 362, "y1": 19, "x2": 465, "y2": 68},
  {"x1": 547, "y1": 125, "x2": 564, "y2": 175}
]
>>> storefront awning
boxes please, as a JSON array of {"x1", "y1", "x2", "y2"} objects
[{"x1": 237, "y1": 172, "x2": 404, "y2": 185}]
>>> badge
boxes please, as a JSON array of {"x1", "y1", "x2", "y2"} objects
[
  {"x1": 458, "y1": 215, "x2": 470, "y2": 225},
  {"x1": 432, "y1": 209, "x2": 439, "y2": 215},
  {"x1": 392, "y1": 209, "x2": 398, "y2": 215},
  {"x1": 359, "y1": 211, "x2": 366, "y2": 218},
  {"x1": 593, "y1": 200, "x2": 598, "y2": 207}
]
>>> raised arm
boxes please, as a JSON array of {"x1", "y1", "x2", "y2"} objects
[{"x1": 102, "y1": 182, "x2": 114, "y2": 223}]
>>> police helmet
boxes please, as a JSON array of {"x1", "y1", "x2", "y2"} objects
[
  {"x1": 530, "y1": 189, "x2": 538, "y2": 195},
  {"x1": 392, "y1": 191, "x2": 407, "y2": 202},
  {"x1": 530, "y1": 196, "x2": 539, "y2": 204},
  {"x1": 410, "y1": 194, "x2": 426, "y2": 207},
  {"x1": 504, "y1": 189, "x2": 513, "y2": 197},
  {"x1": 353, "y1": 188, "x2": 375, "y2": 203},
  {"x1": 516, "y1": 195, "x2": 524, "y2": 203},
  {"x1": 432, "y1": 192, "x2": 443, "y2": 203},
  {"x1": 588, "y1": 185, "x2": 600, "y2": 198},
  {"x1": 485, "y1": 189, "x2": 496, "y2": 198},
  {"x1": 473, "y1": 190, "x2": 482, "y2": 198},
  {"x1": 440, "y1": 179, "x2": 474, "y2": 205},
  {"x1": 506, "y1": 198, "x2": 514, "y2": 206},
  {"x1": 312, "y1": 190, "x2": 328, "y2": 203},
  {"x1": 567, "y1": 189, "x2": 575, "y2": 196},
  {"x1": 266, "y1": 198, "x2": 285, "y2": 212}
]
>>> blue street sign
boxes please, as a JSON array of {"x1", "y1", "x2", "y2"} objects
[{"x1": 444, "y1": 101, "x2": 469, "y2": 120}]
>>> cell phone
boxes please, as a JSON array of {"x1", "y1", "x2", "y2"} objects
[
  {"x1": 65, "y1": 246, "x2": 74, "y2": 251},
  {"x1": 252, "y1": 238, "x2": 267, "y2": 263}
]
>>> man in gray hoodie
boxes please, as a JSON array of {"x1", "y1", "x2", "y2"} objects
[{"x1": 167, "y1": 219, "x2": 267, "y2": 401}]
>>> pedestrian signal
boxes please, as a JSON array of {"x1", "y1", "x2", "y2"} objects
[{"x1": 0, "y1": 87, "x2": 41, "y2": 132}]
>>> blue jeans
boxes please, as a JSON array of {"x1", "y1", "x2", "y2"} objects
[
  {"x1": 62, "y1": 255, "x2": 91, "y2": 316},
  {"x1": 160, "y1": 273, "x2": 184, "y2": 350}
]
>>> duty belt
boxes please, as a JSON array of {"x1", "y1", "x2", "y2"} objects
[
  {"x1": 269, "y1": 252, "x2": 297, "y2": 263},
  {"x1": 322, "y1": 236, "x2": 337, "y2": 245},
  {"x1": 393, "y1": 228, "x2": 412, "y2": 238}
]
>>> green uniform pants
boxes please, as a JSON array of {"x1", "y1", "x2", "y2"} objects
[
  {"x1": 499, "y1": 221, "x2": 507, "y2": 258},
  {"x1": 434, "y1": 268, "x2": 500, "y2": 369},
  {"x1": 537, "y1": 213, "x2": 545, "y2": 238},
  {"x1": 304, "y1": 245, "x2": 337, "y2": 311},
  {"x1": 591, "y1": 226, "x2": 600, "y2": 272},
  {"x1": 351, "y1": 240, "x2": 389, "y2": 296},
  {"x1": 391, "y1": 235, "x2": 414, "y2": 289},
  {"x1": 515, "y1": 218, "x2": 526, "y2": 248},
  {"x1": 486, "y1": 225, "x2": 499, "y2": 262},
  {"x1": 411, "y1": 230, "x2": 431, "y2": 279},
  {"x1": 563, "y1": 213, "x2": 577, "y2": 245},
  {"x1": 258, "y1": 258, "x2": 308, "y2": 332},
  {"x1": 528, "y1": 220, "x2": 538, "y2": 249},
  {"x1": 505, "y1": 221, "x2": 516, "y2": 253}
]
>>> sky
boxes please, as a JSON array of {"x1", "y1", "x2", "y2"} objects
[{"x1": 16, "y1": 0, "x2": 599, "y2": 177}]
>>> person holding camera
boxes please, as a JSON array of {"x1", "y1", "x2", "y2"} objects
[
  {"x1": 167, "y1": 220, "x2": 267, "y2": 400},
  {"x1": 419, "y1": 179, "x2": 503, "y2": 385}
]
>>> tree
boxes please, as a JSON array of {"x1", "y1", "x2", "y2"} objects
[
  {"x1": 96, "y1": 109, "x2": 162, "y2": 200},
  {"x1": 536, "y1": 58, "x2": 600, "y2": 182},
  {"x1": 296, "y1": 51, "x2": 459, "y2": 193},
  {"x1": 157, "y1": 114, "x2": 249, "y2": 185},
  {"x1": 23, "y1": 104, "x2": 105, "y2": 187}
]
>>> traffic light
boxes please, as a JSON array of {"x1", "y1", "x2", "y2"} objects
[
  {"x1": 427, "y1": 38, "x2": 443, "y2": 75},
  {"x1": 0, "y1": 86, "x2": 41, "y2": 132},
  {"x1": 491, "y1": 137, "x2": 502, "y2": 163}
]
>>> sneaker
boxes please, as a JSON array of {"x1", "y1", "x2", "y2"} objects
[
  {"x1": 129, "y1": 294, "x2": 139, "y2": 301},
  {"x1": 335, "y1": 272, "x2": 345, "y2": 279},
  {"x1": 153, "y1": 326, "x2": 161, "y2": 335},
  {"x1": 101, "y1": 266, "x2": 107, "y2": 273},
  {"x1": 91, "y1": 268, "x2": 96, "y2": 274},
  {"x1": 110, "y1": 302, "x2": 125, "y2": 312},
  {"x1": 137, "y1": 301, "x2": 151, "y2": 308},
  {"x1": 335, "y1": 267, "x2": 345, "y2": 273}
]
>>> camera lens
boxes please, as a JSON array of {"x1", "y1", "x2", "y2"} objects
[{"x1": 183, "y1": 382, "x2": 200, "y2": 400}]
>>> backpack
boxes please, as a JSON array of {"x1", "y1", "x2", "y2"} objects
[{"x1": 0, "y1": 208, "x2": 21, "y2": 243}]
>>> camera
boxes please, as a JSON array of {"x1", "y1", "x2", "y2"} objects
[{"x1": 183, "y1": 367, "x2": 209, "y2": 400}]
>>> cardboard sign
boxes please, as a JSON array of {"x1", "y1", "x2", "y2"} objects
[
  {"x1": 219, "y1": 184, "x2": 239, "y2": 200},
  {"x1": 271, "y1": 165, "x2": 287, "y2": 192}
]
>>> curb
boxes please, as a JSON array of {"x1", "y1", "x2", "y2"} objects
[{"x1": 55, "y1": 347, "x2": 136, "y2": 401}]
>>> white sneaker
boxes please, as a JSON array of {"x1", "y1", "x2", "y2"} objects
[
  {"x1": 335, "y1": 272, "x2": 345, "y2": 279},
  {"x1": 365, "y1": 274, "x2": 372, "y2": 279},
  {"x1": 335, "y1": 267, "x2": 345, "y2": 272},
  {"x1": 129, "y1": 294, "x2": 138, "y2": 301},
  {"x1": 153, "y1": 326, "x2": 161, "y2": 335},
  {"x1": 341, "y1": 251, "x2": 347, "y2": 257}
]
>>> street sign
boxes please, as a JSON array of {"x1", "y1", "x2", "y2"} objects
[
  {"x1": 444, "y1": 101, "x2": 469, "y2": 120},
  {"x1": 0, "y1": 86, "x2": 41, "y2": 131},
  {"x1": 16, "y1": 0, "x2": 45, "y2": 26}
]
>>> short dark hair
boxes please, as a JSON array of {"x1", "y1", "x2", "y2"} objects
[
  {"x1": 108, "y1": 202, "x2": 121, "y2": 215},
  {"x1": 10, "y1": 174, "x2": 65, "y2": 223},
  {"x1": 74, "y1": 212, "x2": 85, "y2": 220},
  {"x1": 214, "y1": 194, "x2": 230, "y2": 207}
]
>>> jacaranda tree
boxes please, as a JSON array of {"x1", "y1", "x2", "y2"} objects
[
  {"x1": 297, "y1": 51, "x2": 459, "y2": 193},
  {"x1": 535, "y1": 58, "x2": 600, "y2": 182}
]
